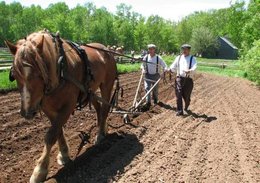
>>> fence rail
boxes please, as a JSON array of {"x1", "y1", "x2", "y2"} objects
[{"x1": 0, "y1": 48, "x2": 12, "y2": 71}]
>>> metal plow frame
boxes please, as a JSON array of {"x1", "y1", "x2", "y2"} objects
[{"x1": 111, "y1": 72, "x2": 161, "y2": 123}]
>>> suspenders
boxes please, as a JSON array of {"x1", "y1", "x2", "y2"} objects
[
  {"x1": 177, "y1": 55, "x2": 193, "y2": 77},
  {"x1": 189, "y1": 55, "x2": 193, "y2": 69},
  {"x1": 146, "y1": 55, "x2": 149, "y2": 73},
  {"x1": 187, "y1": 55, "x2": 193, "y2": 78},
  {"x1": 145, "y1": 55, "x2": 159, "y2": 74},
  {"x1": 156, "y1": 56, "x2": 159, "y2": 73}
]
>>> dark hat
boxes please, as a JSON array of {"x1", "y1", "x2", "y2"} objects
[{"x1": 181, "y1": 44, "x2": 191, "y2": 49}]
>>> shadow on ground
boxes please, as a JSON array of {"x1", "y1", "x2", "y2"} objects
[
  {"x1": 45, "y1": 132, "x2": 143, "y2": 183},
  {"x1": 187, "y1": 110, "x2": 217, "y2": 123}
]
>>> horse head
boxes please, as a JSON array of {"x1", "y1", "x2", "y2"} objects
[{"x1": 5, "y1": 31, "x2": 59, "y2": 119}]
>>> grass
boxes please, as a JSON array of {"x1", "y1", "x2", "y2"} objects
[
  {"x1": 197, "y1": 66, "x2": 246, "y2": 78},
  {"x1": 0, "y1": 70, "x2": 17, "y2": 92},
  {"x1": 117, "y1": 63, "x2": 141, "y2": 74}
]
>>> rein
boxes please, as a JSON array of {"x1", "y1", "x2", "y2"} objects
[
  {"x1": 48, "y1": 33, "x2": 95, "y2": 111},
  {"x1": 84, "y1": 44, "x2": 163, "y2": 68}
]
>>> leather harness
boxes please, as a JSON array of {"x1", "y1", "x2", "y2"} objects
[{"x1": 54, "y1": 34, "x2": 93, "y2": 110}]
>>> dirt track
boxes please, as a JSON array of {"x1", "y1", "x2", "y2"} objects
[{"x1": 0, "y1": 72, "x2": 259, "y2": 183}]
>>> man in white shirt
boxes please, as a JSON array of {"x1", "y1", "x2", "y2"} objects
[
  {"x1": 168, "y1": 44, "x2": 197, "y2": 116},
  {"x1": 141, "y1": 44, "x2": 167, "y2": 109}
]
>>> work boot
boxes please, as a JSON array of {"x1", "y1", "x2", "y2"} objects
[
  {"x1": 145, "y1": 102, "x2": 151, "y2": 109},
  {"x1": 176, "y1": 111, "x2": 184, "y2": 116},
  {"x1": 142, "y1": 102, "x2": 151, "y2": 111},
  {"x1": 154, "y1": 99, "x2": 159, "y2": 105}
]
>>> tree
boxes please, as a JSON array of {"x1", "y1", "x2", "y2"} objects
[
  {"x1": 134, "y1": 17, "x2": 148, "y2": 50},
  {"x1": 69, "y1": 5, "x2": 89, "y2": 43},
  {"x1": 225, "y1": 1, "x2": 246, "y2": 48},
  {"x1": 241, "y1": 39, "x2": 260, "y2": 85},
  {"x1": 190, "y1": 27, "x2": 218, "y2": 57},
  {"x1": 114, "y1": 3, "x2": 135, "y2": 50},
  {"x1": 88, "y1": 7, "x2": 116, "y2": 45},
  {"x1": 145, "y1": 15, "x2": 165, "y2": 51},
  {"x1": 42, "y1": 3, "x2": 73, "y2": 39},
  {"x1": 175, "y1": 18, "x2": 192, "y2": 46},
  {"x1": 241, "y1": 0, "x2": 260, "y2": 52}
]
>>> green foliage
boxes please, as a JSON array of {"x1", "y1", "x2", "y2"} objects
[
  {"x1": 0, "y1": 2, "x2": 179, "y2": 52},
  {"x1": 241, "y1": 39, "x2": 260, "y2": 85},
  {"x1": 197, "y1": 65, "x2": 246, "y2": 78},
  {"x1": 190, "y1": 27, "x2": 218, "y2": 57},
  {"x1": 0, "y1": 1, "x2": 259, "y2": 84},
  {"x1": 224, "y1": 1, "x2": 246, "y2": 48},
  {"x1": 241, "y1": 0, "x2": 260, "y2": 52}
]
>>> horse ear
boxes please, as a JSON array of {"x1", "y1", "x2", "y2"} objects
[
  {"x1": 36, "y1": 35, "x2": 44, "y2": 51},
  {"x1": 5, "y1": 40, "x2": 17, "y2": 55}
]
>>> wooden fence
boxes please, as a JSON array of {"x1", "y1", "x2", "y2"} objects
[{"x1": 0, "y1": 47, "x2": 13, "y2": 70}]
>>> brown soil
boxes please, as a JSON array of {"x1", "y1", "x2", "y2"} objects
[{"x1": 0, "y1": 72, "x2": 259, "y2": 183}]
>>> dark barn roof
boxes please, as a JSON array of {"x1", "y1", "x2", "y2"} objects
[{"x1": 216, "y1": 37, "x2": 238, "y2": 60}]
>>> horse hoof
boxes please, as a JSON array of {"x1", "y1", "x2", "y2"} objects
[
  {"x1": 30, "y1": 166, "x2": 48, "y2": 183},
  {"x1": 57, "y1": 153, "x2": 70, "y2": 166}
]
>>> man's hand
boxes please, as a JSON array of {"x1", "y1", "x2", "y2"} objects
[
  {"x1": 160, "y1": 72, "x2": 166, "y2": 79},
  {"x1": 165, "y1": 68, "x2": 171, "y2": 73},
  {"x1": 184, "y1": 69, "x2": 191, "y2": 74}
]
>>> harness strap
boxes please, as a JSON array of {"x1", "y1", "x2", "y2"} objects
[
  {"x1": 145, "y1": 55, "x2": 149, "y2": 74},
  {"x1": 63, "y1": 74, "x2": 87, "y2": 93},
  {"x1": 189, "y1": 55, "x2": 193, "y2": 69},
  {"x1": 156, "y1": 56, "x2": 159, "y2": 73},
  {"x1": 186, "y1": 55, "x2": 194, "y2": 79},
  {"x1": 66, "y1": 41, "x2": 93, "y2": 110}
]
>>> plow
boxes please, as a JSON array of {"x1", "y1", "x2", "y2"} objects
[
  {"x1": 75, "y1": 44, "x2": 173, "y2": 156},
  {"x1": 83, "y1": 44, "x2": 172, "y2": 124}
]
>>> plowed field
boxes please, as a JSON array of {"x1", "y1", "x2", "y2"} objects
[{"x1": 0, "y1": 72, "x2": 259, "y2": 183}]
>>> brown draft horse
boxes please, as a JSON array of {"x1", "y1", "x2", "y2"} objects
[{"x1": 5, "y1": 30, "x2": 117, "y2": 183}]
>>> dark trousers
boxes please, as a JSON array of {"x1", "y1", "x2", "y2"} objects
[{"x1": 175, "y1": 77, "x2": 194, "y2": 112}]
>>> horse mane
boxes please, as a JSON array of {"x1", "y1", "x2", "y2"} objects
[{"x1": 14, "y1": 30, "x2": 59, "y2": 89}]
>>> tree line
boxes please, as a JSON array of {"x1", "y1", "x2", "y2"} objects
[{"x1": 0, "y1": 0, "x2": 259, "y2": 55}]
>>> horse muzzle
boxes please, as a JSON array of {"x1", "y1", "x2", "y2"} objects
[{"x1": 20, "y1": 108, "x2": 38, "y2": 120}]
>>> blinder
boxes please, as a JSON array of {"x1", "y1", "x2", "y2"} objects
[{"x1": 9, "y1": 67, "x2": 15, "y2": 82}]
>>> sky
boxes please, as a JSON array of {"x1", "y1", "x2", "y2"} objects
[{"x1": 3, "y1": 0, "x2": 249, "y2": 21}]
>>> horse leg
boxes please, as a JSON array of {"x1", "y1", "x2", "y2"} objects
[
  {"x1": 30, "y1": 124, "x2": 61, "y2": 183},
  {"x1": 57, "y1": 128, "x2": 70, "y2": 165},
  {"x1": 30, "y1": 107, "x2": 72, "y2": 183},
  {"x1": 96, "y1": 82, "x2": 114, "y2": 143},
  {"x1": 92, "y1": 97, "x2": 104, "y2": 144}
]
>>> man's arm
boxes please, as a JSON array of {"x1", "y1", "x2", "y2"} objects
[
  {"x1": 190, "y1": 57, "x2": 197, "y2": 72},
  {"x1": 168, "y1": 56, "x2": 179, "y2": 73},
  {"x1": 159, "y1": 56, "x2": 167, "y2": 71},
  {"x1": 141, "y1": 55, "x2": 147, "y2": 73},
  {"x1": 184, "y1": 56, "x2": 197, "y2": 75}
]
